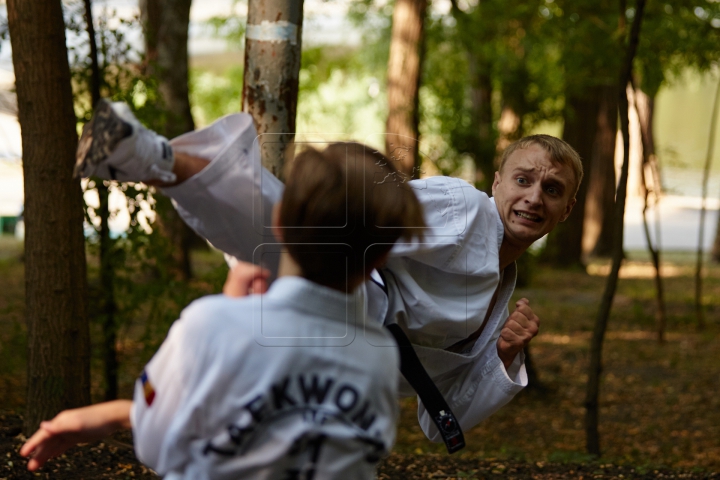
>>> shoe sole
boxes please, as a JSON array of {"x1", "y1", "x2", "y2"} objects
[{"x1": 73, "y1": 99, "x2": 133, "y2": 179}]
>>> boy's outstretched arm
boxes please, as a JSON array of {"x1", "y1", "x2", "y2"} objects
[
  {"x1": 20, "y1": 400, "x2": 132, "y2": 471},
  {"x1": 223, "y1": 261, "x2": 271, "y2": 297}
]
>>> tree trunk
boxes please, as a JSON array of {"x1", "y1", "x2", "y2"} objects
[
  {"x1": 542, "y1": 91, "x2": 601, "y2": 268},
  {"x1": 583, "y1": 85, "x2": 618, "y2": 258},
  {"x1": 140, "y1": 0, "x2": 195, "y2": 138},
  {"x1": 83, "y1": 0, "x2": 119, "y2": 400},
  {"x1": 694, "y1": 78, "x2": 720, "y2": 329},
  {"x1": 584, "y1": 0, "x2": 646, "y2": 456},
  {"x1": 7, "y1": 0, "x2": 91, "y2": 434},
  {"x1": 386, "y1": 0, "x2": 427, "y2": 178},
  {"x1": 243, "y1": 0, "x2": 304, "y2": 181},
  {"x1": 635, "y1": 86, "x2": 667, "y2": 343},
  {"x1": 140, "y1": 0, "x2": 196, "y2": 280},
  {"x1": 469, "y1": 61, "x2": 495, "y2": 194}
]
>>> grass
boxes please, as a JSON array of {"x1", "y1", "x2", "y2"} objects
[{"x1": 1, "y1": 236, "x2": 719, "y2": 471}]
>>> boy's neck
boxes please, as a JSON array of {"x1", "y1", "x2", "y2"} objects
[{"x1": 278, "y1": 251, "x2": 363, "y2": 293}]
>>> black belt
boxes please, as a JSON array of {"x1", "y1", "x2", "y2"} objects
[{"x1": 385, "y1": 323, "x2": 466, "y2": 454}]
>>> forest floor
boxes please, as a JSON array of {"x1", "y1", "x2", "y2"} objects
[{"x1": 1, "y1": 236, "x2": 719, "y2": 479}]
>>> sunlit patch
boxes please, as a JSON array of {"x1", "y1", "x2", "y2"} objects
[{"x1": 586, "y1": 261, "x2": 686, "y2": 279}]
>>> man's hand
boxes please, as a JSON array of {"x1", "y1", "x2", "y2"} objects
[
  {"x1": 20, "y1": 400, "x2": 132, "y2": 471},
  {"x1": 223, "y1": 262, "x2": 270, "y2": 297},
  {"x1": 496, "y1": 298, "x2": 540, "y2": 370}
]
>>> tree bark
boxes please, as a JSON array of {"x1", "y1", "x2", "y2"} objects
[
  {"x1": 82, "y1": 0, "x2": 119, "y2": 400},
  {"x1": 7, "y1": 0, "x2": 91, "y2": 434},
  {"x1": 583, "y1": 85, "x2": 618, "y2": 258},
  {"x1": 694, "y1": 78, "x2": 720, "y2": 329},
  {"x1": 386, "y1": 0, "x2": 427, "y2": 178},
  {"x1": 584, "y1": 0, "x2": 646, "y2": 456},
  {"x1": 542, "y1": 92, "x2": 601, "y2": 268},
  {"x1": 243, "y1": 0, "x2": 304, "y2": 181},
  {"x1": 140, "y1": 0, "x2": 196, "y2": 280},
  {"x1": 635, "y1": 86, "x2": 667, "y2": 343},
  {"x1": 469, "y1": 60, "x2": 495, "y2": 194},
  {"x1": 140, "y1": 0, "x2": 195, "y2": 138}
]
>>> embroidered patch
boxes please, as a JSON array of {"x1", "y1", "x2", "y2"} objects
[{"x1": 141, "y1": 371, "x2": 155, "y2": 406}]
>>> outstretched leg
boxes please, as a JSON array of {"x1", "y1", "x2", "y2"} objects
[{"x1": 76, "y1": 100, "x2": 283, "y2": 275}]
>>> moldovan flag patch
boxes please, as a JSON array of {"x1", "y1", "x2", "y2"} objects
[{"x1": 141, "y1": 371, "x2": 156, "y2": 406}]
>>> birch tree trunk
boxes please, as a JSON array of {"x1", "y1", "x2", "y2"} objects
[{"x1": 243, "y1": 0, "x2": 304, "y2": 181}]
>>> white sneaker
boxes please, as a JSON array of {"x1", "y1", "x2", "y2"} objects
[{"x1": 74, "y1": 99, "x2": 176, "y2": 183}]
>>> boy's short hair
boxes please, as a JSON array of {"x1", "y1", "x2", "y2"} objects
[
  {"x1": 499, "y1": 134, "x2": 584, "y2": 197},
  {"x1": 279, "y1": 142, "x2": 425, "y2": 289}
]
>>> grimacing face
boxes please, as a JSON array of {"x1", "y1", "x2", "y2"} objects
[{"x1": 491, "y1": 144, "x2": 577, "y2": 250}]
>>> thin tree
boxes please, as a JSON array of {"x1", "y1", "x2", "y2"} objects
[
  {"x1": 7, "y1": 0, "x2": 91, "y2": 434},
  {"x1": 386, "y1": 0, "x2": 427, "y2": 178},
  {"x1": 584, "y1": 0, "x2": 646, "y2": 456},
  {"x1": 694, "y1": 77, "x2": 720, "y2": 329},
  {"x1": 243, "y1": 0, "x2": 304, "y2": 180},
  {"x1": 634, "y1": 83, "x2": 667, "y2": 343},
  {"x1": 82, "y1": 0, "x2": 119, "y2": 400}
]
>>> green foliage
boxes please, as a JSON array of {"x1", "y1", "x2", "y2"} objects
[
  {"x1": 190, "y1": 66, "x2": 244, "y2": 125},
  {"x1": 636, "y1": 1, "x2": 720, "y2": 95}
]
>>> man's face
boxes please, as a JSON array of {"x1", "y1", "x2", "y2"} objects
[{"x1": 492, "y1": 144, "x2": 577, "y2": 250}]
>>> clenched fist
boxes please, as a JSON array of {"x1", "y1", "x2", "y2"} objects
[{"x1": 496, "y1": 298, "x2": 540, "y2": 369}]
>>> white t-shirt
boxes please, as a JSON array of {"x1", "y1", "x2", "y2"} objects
[{"x1": 131, "y1": 276, "x2": 399, "y2": 480}]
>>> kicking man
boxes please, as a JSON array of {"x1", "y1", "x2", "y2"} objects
[
  {"x1": 22, "y1": 141, "x2": 426, "y2": 478},
  {"x1": 71, "y1": 100, "x2": 582, "y2": 442}
]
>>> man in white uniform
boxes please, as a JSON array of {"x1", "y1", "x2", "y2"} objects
[
  {"x1": 21, "y1": 142, "x2": 426, "y2": 478},
  {"x1": 69, "y1": 101, "x2": 583, "y2": 442}
]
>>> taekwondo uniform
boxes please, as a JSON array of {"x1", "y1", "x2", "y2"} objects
[
  {"x1": 161, "y1": 114, "x2": 527, "y2": 442},
  {"x1": 131, "y1": 276, "x2": 398, "y2": 479}
]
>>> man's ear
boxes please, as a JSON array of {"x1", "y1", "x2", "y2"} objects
[
  {"x1": 272, "y1": 202, "x2": 284, "y2": 242},
  {"x1": 491, "y1": 171, "x2": 501, "y2": 196},
  {"x1": 560, "y1": 197, "x2": 576, "y2": 222}
]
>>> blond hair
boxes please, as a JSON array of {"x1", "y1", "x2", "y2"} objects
[
  {"x1": 279, "y1": 143, "x2": 425, "y2": 289},
  {"x1": 499, "y1": 134, "x2": 584, "y2": 197}
]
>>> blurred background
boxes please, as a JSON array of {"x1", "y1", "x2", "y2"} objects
[{"x1": 1, "y1": 0, "x2": 720, "y2": 475}]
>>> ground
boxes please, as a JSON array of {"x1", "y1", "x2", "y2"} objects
[{"x1": 1, "y1": 237, "x2": 719, "y2": 478}]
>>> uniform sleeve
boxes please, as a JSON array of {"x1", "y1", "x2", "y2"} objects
[
  {"x1": 415, "y1": 304, "x2": 528, "y2": 442},
  {"x1": 418, "y1": 353, "x2": 527, "y2": 442},
  {"x1": 130, "y1": 300, "x2": 217, "y2": 474},
  {"x1": 388, "y1": 176, "x2": 498, "y2": 275},
  {"x1": 131, "y1": 320, "x2": 190, "y2": 472},
  {"x1": 161, "y1": 114, "x2": 283, "y2": 275}
]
